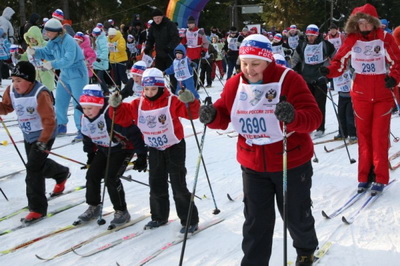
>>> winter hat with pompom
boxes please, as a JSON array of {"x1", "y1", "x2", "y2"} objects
[
  {"x1": 74, "y1": 32, "x2": 85, "y2": 42},
  {"x1": 92, "y1": 27, "x2": 102, "y2": 36},
  {"x1": 239, "y1": 34, "x2": 274, "y2": 62},
  {"x1": 141, "y1": 68, "x2": 165, "y2": 87},
  {"x1": 79, "y1": 84, "x2": 104, "y2": 107}
]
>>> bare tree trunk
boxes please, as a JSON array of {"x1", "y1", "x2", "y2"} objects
[
  {"x1": 19, "y1": 0, "x2": 26, "y2": 26},
  {"x1": 63, "y1": 0, "x2": 70, "y2": 19}
]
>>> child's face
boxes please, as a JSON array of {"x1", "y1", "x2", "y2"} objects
[
  {"x1": 176, "y1": 53, "x2": 183, "y2": 59},
  {"x1": 240, "y1": 58, "x2": 269, "y2": 83},
  {"x1": 144, "y1": 86, "x2": 159, "y2": 98},
  {"x1": 12, "y1": 77, "x2": 33, "y2": 94},
  {"x1": 133, "y1": 75, "x2": 142, "y2": 84},
  {"x1": 29, "y1": 37, "x2": 38, "y2": 46},
  {"x1": 82, "y1": 105, "x2": 102, "y2": 119}
]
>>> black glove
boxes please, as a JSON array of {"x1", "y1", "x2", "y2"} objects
[
  {"x1": 34, "y1": 141, "x2": 47, "y2": 152},
  {"x1": 96, "y1": 58, "x2": 101, "y2": 62},
  {"x1": 275, "y1": 100, "x2": 295, "y2": 124},
  {"x1": 143, "y1": 48, "x2": 150, "y2": 55},
  {"x1": 319, "y1": 66, "x2": 330, "y2": 76},
  {"x1": 385, "y1": 76, "x2": 397, "y2": 89},
  {"x1": 133, "y1": 153, "x2": 147, "y2": 172},
  {"x1": 190, "y1": 62, "x2": 196, "y2": 68},
  {"x1": 199, "y1": 104, "x2": 217, "y2": 124},
  {"x1": 201, "y1": 51, "x2": 206, "y2": 57},
  {"x1": 81, "y1": 152, "x2": 95, "y2": 170},
  {"x1": 317, "y1": 76, "x2": 329, "y2": 86}
]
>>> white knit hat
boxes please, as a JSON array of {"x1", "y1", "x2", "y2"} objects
[
  {"x1": 108, "y1": 28, "x2": 117, "y2": 36},
  {"x1": 131, "y1": 61, "x2": 147, "y2": 77},
  {"x1": 239, "y1": 34, "x2": 274, "y2": 62},
  {"x1": 44, "y1": 18, "x2": 63, "y2": 32},
  {"x1": 141, "y1": 68, "x2": 165, "y2": 87}
]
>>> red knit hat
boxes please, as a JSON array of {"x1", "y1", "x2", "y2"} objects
[{"x1": 351, "y1": 3, "x2": 378, "y2": 18}]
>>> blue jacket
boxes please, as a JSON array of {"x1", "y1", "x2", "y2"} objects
[
  {"x1": 0, "y1": 28, "x2": 10, "y2": 60},
  {"x1": 93, "y1": 32, "x2": 109, "y2": 70},
  {"x1": 165, "y1": 44, "x2": 196, "y2": 76},
  {"x1": 34, "y1": 33, "x2": 87, "y2": 79}
]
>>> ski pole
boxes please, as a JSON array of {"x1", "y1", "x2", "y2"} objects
[
  {"x1": 184, "y1": 89, "x2": 220, "y2": 214},
  {"x1": 281, "y1": 97, "x2": 288, "y2": 266},
  {"x1": 52, "y1": 70, "x2": 81, "y2": 106},
  {"x1": 0, "y1": 187, "x2": 9, "y2": 201},
  {"x1": 313, "y1": 151, "x2": 319, "y2": 163},
  {"x1": 97, "y1": 105, "x2": 116, "y2": 226},
  {"x1": 192, "y1": 65, "x2": 211, "y2": 97},
  {"x1": 327, "y1": 88, "x2": 356, "y2": 164},
  {"x1": 0, "y1": 116, "x2": 26, "y2": 167},
  {"x1": 120, "y1": 175, "x2": 203, "y2": 200},
  {"x1": 179, "y1": 96, "x2": 212, "y2": 266},
  {"x1": 390, "y1": 88, "x2": 400, "y2": 117},
  {"x1": 43, "y1": 150, "x2": 86, "y2": 166},
  {"x1": 390, "y1": 131, "x2": 400, "y2": 143}
]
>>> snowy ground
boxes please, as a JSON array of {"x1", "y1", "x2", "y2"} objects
[{"x1": 0, "y1": 76, "x2": 400, "y2": 266}]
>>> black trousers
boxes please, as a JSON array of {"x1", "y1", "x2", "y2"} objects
[
  {"x1": 241, "y1": 161, "x2": 318, "y2": 266},
  {"x1": 338, "y1": 95, "x2": 357, "y2": 137},
  {"x1": 110, "y1": 62, "x2": 128, "y2": 88},
  {"x1": 200, "y1": 59, "x2": 212, "y2": 87},
  {"x1": 85, "y1": 149, "x2": 133, "y2": 211},
  {"x1": 25, "y1": 139, "x2": 69, "y2": 215},
  {"x1": 307, "y1": 82, "x2": 327, "y2": 132},
  {"x1": 92, "y1": 69, "x2": 110, "y2": 94},
  {"x1": 155, "y1": 55, "x2": 177, "y2": 93},
  {"x1": 148, "y1": 139, "x2": 199, "y2": 226}
]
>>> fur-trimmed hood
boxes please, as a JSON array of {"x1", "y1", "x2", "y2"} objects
[{"x1": 344, "y1": 4, "x2": 381, "y2": 34}]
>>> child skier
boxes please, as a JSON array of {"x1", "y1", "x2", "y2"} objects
[
  {"x1": 164, "y1": 44, "x2": 199, "y2": 98},
  {"x1": 0, "y1": 61, "x2": 70, "y2": 222},
  {"x1": 109, "y1": 67, "x2": 200, "y2": 233},
  {"x1": 122, "y1": 60, "x2": 147, "y2": 98},
  {"x1": 77, "y1": 84, "x2": 147, "y2": 227},
  {"x1": 74, "y1": 31, "x2": 97, "y2": 79}
]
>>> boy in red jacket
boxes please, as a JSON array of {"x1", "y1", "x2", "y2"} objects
[
  {"x1": 110, "y1": 67, "x2": 200, "y2": 234},
  {"x1": 200, "y1": 34, "x2": 322, "y2": 266}
]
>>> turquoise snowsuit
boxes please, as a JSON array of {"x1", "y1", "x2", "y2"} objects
[{"x1": 34, "y1": 32, "x2": 88, "y2": 131}]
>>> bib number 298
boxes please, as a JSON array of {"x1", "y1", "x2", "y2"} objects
[{"x1": 362, "y1": 63, "x2": 375, "y2": 73}]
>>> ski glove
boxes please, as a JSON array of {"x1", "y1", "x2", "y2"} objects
[
  {"x1": 109, "y1": 91, "x2": 122, "y2": 108},
  {"x1": 41, "y1": 61, "x2": 52, "y2": 71},
  {"x1": 190, "y1": 62, "x2": 196, "y2": 68},
  {"x1": 34, "y1": 141, "x2": 47, "y2": 152},
  {"x1": 82, "y1": 152, "x2": 96, "y2": 170},
  {"x1": 275, "y1": 101, "x2": 295, "y2": 124},
  {"x1": 319, "y1": 66, "x2": 330, "y2": 76},
  {"x1": 96, "y1": 58, "x2": 101, "y2": 62},
  {"x1": 199, "y1": 104, "x2": 217, "y2": 124},
  {"x1": 316, "y1": 76, "x2": 329, "y2": 86},
  {"x1": 178, "y1": 89, "x2": 195, "y2": 103},
  {"x1": 385, "y1": 76, "x2": 397, "y2": 89},
  {"x1": 133, "y1": 153, "x2": 147, "y2": 172}
]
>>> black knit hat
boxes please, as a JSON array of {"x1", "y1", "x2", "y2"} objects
[
  {"x1": 151, "y1": 8, "x2": 163, "y2": 17},
  {"x1": 11, "y1": 61, "x2": 36, "y2": 83},
  {"x1": 187, "y1": 16, "x2": 196, "y2": 24}
]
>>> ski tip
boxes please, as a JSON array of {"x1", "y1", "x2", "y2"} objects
[
  {"x1": 323, "y1": 146, "x2": 332, "y2": 153},
  {"x1": 227, "y1": 193, "x2": 234, "y2": 201},
  {"x1": 35, "y1": 254, "x2": 48, "y2": 261},
  {"x1": 321, "y1": 210, "x2": 331, "y2": 219},
  {"x1": 341, "y1": 216, "x2": 352, "y2": 225},
  {"x1": 72, "y1": 220, "x2": 82, "y2": 226}
]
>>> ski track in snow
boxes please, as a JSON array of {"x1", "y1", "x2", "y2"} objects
[{"x1": 1, "y1": 78, "x2": 400, "y2": 265}]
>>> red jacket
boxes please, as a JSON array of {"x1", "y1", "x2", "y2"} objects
[
  {"x1": 207, "y1": 61, "x2": 322, "y2": 172},
  {"x1": 116, "y1": 88, "x2": 200, "y2": 141},
  {"x1": 181, "y1": 27, "x2": 208, "y2": 60},
  {"x1": 327, "y1": 29, "x2": 400, "y2": 102}
]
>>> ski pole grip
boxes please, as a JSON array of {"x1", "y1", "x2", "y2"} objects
[{"x1": 204, "y1": 96, "x2": 212, "y2": 106}]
